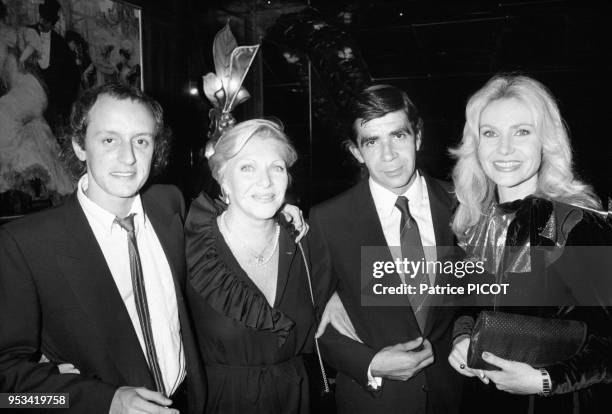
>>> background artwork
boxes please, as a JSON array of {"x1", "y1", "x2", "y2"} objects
[
  {"x1": 0, "y1": 0, "x2": 142, "y2": 217},
  {"x1": 3, "y1": 0, "x2": 142, "y2": 90}
]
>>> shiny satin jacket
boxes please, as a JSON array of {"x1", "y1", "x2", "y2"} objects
[{"x1": 455, "y1": 196, "x2": 612, "y2": 414}]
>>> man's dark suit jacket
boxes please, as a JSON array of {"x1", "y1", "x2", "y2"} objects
[
  {"x1": 0, "y1": 185, "x2": 206, "y2": 414},
  {"x1": 309, "y1": 175, "x2": 464, "y2": 414}
]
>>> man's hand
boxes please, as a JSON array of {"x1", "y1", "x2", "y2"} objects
[
  {"x1": 481, "y1": 352, "x2": 543, "y2": 395},
  {"x1": 316, "y1": 292, "x2": 362, "y2": 343},
  {"x1": 369, "y1": 337, "x2": 434, "y2": 381},
  {"x1": 110, "y1": 387, "x2": 178, "y2": 414},
  {"x1": 280, "y1": 204, "x2": 308, "y2": 242}
]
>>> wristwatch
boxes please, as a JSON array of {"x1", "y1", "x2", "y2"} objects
[{"x1": 538, "y1": 368, "x2": 552, "y2": 396}]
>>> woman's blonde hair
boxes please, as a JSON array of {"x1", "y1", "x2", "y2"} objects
[
  {"x1": 207, "y1": 118, "x2": 297, "y2": 186},
  {"x1": 450, "y1": 74, "x2": 601, "y2": 236}
]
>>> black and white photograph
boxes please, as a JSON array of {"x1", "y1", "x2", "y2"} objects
[{"x1": 1, "y1": 1, "x2": 611, "y2": 413}]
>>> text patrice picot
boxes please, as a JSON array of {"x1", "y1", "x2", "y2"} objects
[{"x1": 370, "y1": 258, "x2": 509, "y2": 296}]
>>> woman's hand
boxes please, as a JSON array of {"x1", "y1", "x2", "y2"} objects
[
  {"x1": 40, "y1": 354, "x2": 81, "y2": 374},
  {"x1": 448, "y1": 336, "x2": 488, "y2": 383},
  {"x1": 281, "y1": 204, "x2": 309, "y2": 243},
  {"x1": 315, "y1": 292, "x2": 362, "y2": 343},
  {"x1": 481, "y1": 352, "x2": 543, "y2": 395}
]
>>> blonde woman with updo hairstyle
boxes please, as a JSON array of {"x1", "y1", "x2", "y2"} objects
[
  {"x1": 184, "y1": 119, "x2": 333, "y2": 414},
  {"x1": 448, "y1": 75, "x2": 612, "y2": 414}
]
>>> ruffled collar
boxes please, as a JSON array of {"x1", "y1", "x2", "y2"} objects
[
  {"x1": 463, "y1": 195, "x2": 585, "y2": 275},
  {"x1": 184, "y1": 193, "x2": 297, "y2": 347}
]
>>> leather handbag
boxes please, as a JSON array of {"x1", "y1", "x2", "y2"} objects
[{"x1": 467, "y1": 311, "x2": 587, "y2": 370}]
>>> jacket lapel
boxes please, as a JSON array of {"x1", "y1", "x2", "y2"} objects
[
  {"x1": 353, "y1": 180, "x2": 388, "y2": 247},
  {"x1": 142, "y1": 191, "x2": 206, "y2": 401},
  {"x1": 143, "y1": 196, "x2": 193, "y2": 350},
  {"x1": 56, "y1": 194, "x2": 154, "y2": 388},
  {"x1": 423, "y1": 174, "x2": 455, "y2": 247},
  {"x1": 421, "y1": 174, "x2": 457, "y2": 336},
  {"x1": 351, "y1": 180, "x2": 414, "y2": 307},
  {"x1": 143, "y1": 199, "x2": 185, "y2": 291}
]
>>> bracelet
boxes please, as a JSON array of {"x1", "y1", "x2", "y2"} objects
[{"x1": 538, "y1": 368, "x2": 552, "y2": 396}]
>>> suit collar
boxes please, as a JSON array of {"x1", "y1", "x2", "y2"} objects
[
  {"x1": 350, "y1": 174, "x2": 455, "y2": 247},
  {"x1": 368, "y1": 172, "x2": 427, "y2": 218},
  {"x1": 76, "y1": 175, "x2": 149, "y2": 236}
]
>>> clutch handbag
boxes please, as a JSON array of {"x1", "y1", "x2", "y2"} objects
[{"x1": 467, "y1": 311, "x2": 587, "y2": 370}]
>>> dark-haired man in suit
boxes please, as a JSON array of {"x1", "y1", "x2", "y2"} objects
[
  {"x1": 0, "y1": 83, "x2": 205, "y2": 414},
  {"x1": 310, "y1": 84, "x2": 463, "y2": 413}
]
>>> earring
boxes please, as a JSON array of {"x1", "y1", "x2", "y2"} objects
[
  {"x1": 221, "y1": 188, "x2": 230, "y2": 205},
  {"x1": 220, "y1": 182, "x2": 230, "y2": 205}
]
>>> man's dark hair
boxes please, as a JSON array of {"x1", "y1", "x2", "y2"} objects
[
  {"x1": 64, "y1": 83, "x2": 171, "y2": 177},
  {"x1": 346, "y1": 84, "x2": 423, "y2": 146}
]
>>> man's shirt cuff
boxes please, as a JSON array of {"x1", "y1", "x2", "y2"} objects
[{"x1": 367, "y1": 363, "x2": 383, "y2": 389}]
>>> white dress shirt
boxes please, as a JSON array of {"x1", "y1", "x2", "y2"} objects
[
  {"x1": 369, "y1": 171, "x2": 438, "y2": 282},
  {"x1": 367, "y1": 171, "x2": 437, "y2": 388},
  {"x1": 77, "y1": 175, "x2": 185, "y2": 395}
]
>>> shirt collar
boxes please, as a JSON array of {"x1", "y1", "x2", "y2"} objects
[
  {"x1": 76, "y1": 175, "x2": 147, "y2": 236},
  {"x1": 369, "y1": 170, "x2": 424, "y2": 218}
]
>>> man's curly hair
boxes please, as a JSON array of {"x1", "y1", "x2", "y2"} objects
[{"x1": 62, "y1": 83, "x2": 171, "y2": 178}]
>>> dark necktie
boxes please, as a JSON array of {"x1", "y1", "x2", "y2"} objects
[
  {"x1": 115, "y1": 214, "x2": 166, "y2": 396},
  {"x1": 395, "y1": 196, "x2": 429, "y2": 331}
]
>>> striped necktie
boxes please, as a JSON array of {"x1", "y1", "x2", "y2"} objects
[{"x1": 115, "y1": 214, "x2": 166, "y2": 396}]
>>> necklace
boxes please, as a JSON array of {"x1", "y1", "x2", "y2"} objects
[{"x1": 220, "y1": 212, "x2": 280, "y2": 266}]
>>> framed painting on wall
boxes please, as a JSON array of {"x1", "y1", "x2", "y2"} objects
[
  {"x1": 0, "y1": 0, "x2": 143, "y2": 215},
  {"x1": 3, "y1": 0, "x2": 143, "y2": 93},
  {"x1": 65, "y1": 0, "x2": 143, "y2": 91}
]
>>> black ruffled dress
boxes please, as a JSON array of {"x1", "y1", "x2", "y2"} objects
[{"x1": 184, "y1": 193, "x2": 331, "y2": 414}]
